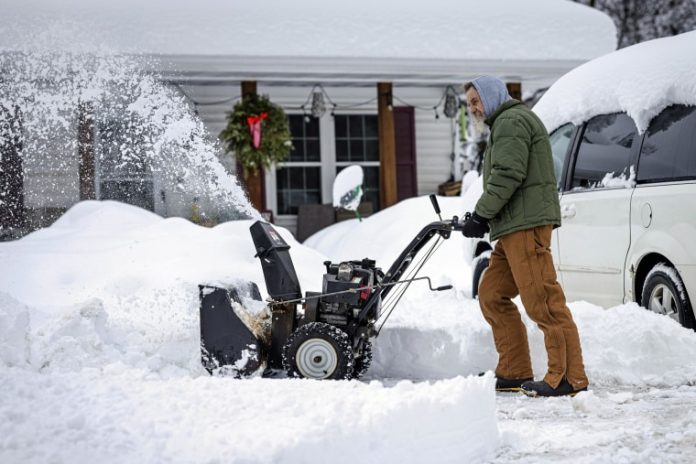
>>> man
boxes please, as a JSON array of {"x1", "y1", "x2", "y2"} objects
[{"x1": 460, "y1": 76, "x2": 589, "y2": 397}]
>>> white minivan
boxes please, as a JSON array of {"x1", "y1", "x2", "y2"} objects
[{"x1": 470, "y1": 105, "x2": 696, "y2": 329}]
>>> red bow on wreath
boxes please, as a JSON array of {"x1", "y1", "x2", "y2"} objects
[{"x1": 247, "y1": 112, "x2": 268, "y2": 150}]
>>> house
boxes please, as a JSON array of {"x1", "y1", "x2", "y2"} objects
[{"x1": 0, "y1": 0, "x2": 616, "y2": 239}]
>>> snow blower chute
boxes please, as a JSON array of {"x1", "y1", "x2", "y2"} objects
[{"x1": 200, "y1": 195, "x2": 467, "y2": 379}]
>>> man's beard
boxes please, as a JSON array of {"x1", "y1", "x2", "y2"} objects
[{"x1": 470, "y1": 112, "x2": 488, "y2": 139}]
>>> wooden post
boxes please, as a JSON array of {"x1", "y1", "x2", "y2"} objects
[
  {"x1": 377, "y1": 82, "x2": 397, "y2": 209},
  {"x1": 238, "y1": 80, "x2": 266, "y2": 212},
  {"x1": 77, "y1": 102, "x2": 96, "y2": 200},
  {"x1": 506, "y1": 82, "x2": 522, "y2": 101}
]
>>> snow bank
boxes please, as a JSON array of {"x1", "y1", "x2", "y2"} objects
[
  {"x1": 0, "y1": 369, "x2": 499, "y2": 463},
  {"x1": 535, "y1": 30, "x2": 696, "y2": 133},
  {"x1": 0, "y1": 201, "x2": 326, "y2": 374},
  {"x1": 1, "y1": 0, "x2": 615, "y2": 61},
  {"x1": 0, "y1": 293, "x2": 30, "y2": 367}
]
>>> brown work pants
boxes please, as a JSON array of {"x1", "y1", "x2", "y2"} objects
[{"x1": 479, "y1": 225, "x2": 589, "y2": 390}]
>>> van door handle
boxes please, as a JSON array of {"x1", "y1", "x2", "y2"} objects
[{"x1": 561, "y1": 204, "x2": 576, "y2": 218}]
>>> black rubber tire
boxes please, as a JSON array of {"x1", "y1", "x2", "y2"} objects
[
  {"x1": 282, "y1": 322, "x2": 354, "y2": 380},
  {"x1": 472, "y1": 256, "x2": 490, "y2": 299},
  {"x1": 352, "y1": 339, "x2": 372, "y2": 379},
  {"x1": 641, "y1": 266, "x2": 695, "y2": 330}
]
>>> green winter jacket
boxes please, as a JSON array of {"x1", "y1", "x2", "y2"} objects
[{"x1": 474, "y1": 100, "x2": 561, "y2": 241}]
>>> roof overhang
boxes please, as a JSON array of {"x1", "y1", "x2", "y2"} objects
[{"x1": 153, "y1": 54, "x2": 587, "y2": 89}]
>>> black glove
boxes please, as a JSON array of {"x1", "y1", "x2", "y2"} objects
[{"x1": 461, "y1": 212, "x2": 489, "y2": 238}]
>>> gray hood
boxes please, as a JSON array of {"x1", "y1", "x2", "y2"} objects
[{"x1": 471, "y1": 76, "x2": 512, "y2": 119}]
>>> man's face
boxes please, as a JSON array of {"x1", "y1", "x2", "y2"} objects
[{"x1": 466, "y1": 87, "x2": 485, "y2": 119}]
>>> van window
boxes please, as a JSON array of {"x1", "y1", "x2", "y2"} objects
[
  {"x1": 549, "y1": 123, "x2": 575, "y2": 189},
  {"x1": 637, "y1": 104, "x2": 696, "y2": 183},
  {"x1": 571, "y1": 113, "x2": 637, "y2": 190}
]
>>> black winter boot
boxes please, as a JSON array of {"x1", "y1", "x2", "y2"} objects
[
  {"x1": 520, "y1": 378, "x2": 588, "y2": 397},
  {"x1": 495, "y1": 376, "x2": 534, "y2": 392}
]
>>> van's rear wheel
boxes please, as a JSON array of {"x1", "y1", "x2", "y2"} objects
[{"x1": 641, "y1": 265, "x2": 695, "y2": 330}]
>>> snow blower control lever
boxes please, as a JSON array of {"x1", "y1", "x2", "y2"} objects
[{"x1": 199, "y1": 195, "x2": 466, "y2": 380}]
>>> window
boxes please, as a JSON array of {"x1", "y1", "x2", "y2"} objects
[
  {"x1": 276, "y1": 115, "x2": 322, "y2": 215},
  {"x1": 637, "y1": 104, "x2": 696, "y2": 183},
  {"x1": 549, "y1": 123, "x2": 575, "y2": 189},
  {"x1": 570, "y1": 113, "x2": 638, "y2": 190},
  {"x1": 96, "y1": 118, "x2": 154, "y2": 211},
  {"x1": 335, "y1": 115, "x2": 380, "y2": 209}
]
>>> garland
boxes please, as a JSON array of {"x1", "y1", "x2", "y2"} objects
[{"x1": 219, "y1": 94, "x2": 293, "y2": 175}]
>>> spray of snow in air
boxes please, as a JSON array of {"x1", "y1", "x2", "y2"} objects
[{"x1": 0, "y1": 49, "x2": 258, "y2": 223}]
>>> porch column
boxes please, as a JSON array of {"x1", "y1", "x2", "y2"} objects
[
  {"x1": 77, "y1": 102, "x2": 96, "y2": 200},
  {"x1": 377, "y1": 82, "x2": 397, "y2": 209},
  {"x1": 239, "y1": 80, "x2": 266, "y2": 212},
  {"x1": 506, "y1": 82, "x2": 522, "y2": 101}
]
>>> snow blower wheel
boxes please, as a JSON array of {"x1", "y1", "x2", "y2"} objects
[
  {"x1": 352, "y1": 339, "x2": 373, "y2": 378},
  {"x1": 283, "y1": 322, "x2": 354, "y2": 380}
]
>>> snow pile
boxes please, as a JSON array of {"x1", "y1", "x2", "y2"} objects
[
  {"x1": 1, "y1": 0, "x2": 615, "y2": 61},
  {"x1": 535, "y1": 30, "x2": 696, "y2": 133},
  {"x1": 571, "y1": 302, "x2": 696, "y2": 387},
  {"x1": 0, "y1": 370, "x2": 499, "y2": 464},
  {"x1": 0, "y1": 293, "x2": 30, "y2": 367},
  {"x1": 0, "y1": 201, "x2": 325, "y2": 374}
]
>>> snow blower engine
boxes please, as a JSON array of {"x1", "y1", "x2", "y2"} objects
[{"x1": 199, "y1": 195, "x2": 467, "y2": 380}]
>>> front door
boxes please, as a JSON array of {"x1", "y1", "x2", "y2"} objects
[{"x1": 556, "y1": 113, "x2": 639, "y2": 307}]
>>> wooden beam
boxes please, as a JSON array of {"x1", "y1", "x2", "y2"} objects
[
  {"x1": 241, "y1": 80, "x2": 257, "y2": 99},
  {"x1": 506, "y1": 82, "x2": 522, "y2": 101},
  {"x1": 77, "y1": 102, "x2": 96, "y2": 201},
  {"x1": 238, "y1": 80, "x2": 266, "y2": 212},
  {"x1": 377, "y1": 82, "x2": 397, "y2": 209}
]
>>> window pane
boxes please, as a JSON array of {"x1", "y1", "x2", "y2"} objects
[
  {"x1": 305, "y1": 117, "x2": 320, "y2": 138},
  {"x1": 548, "y1": 123, "x2": 575, "y2": 189},
  {"x1": 571, "y1": 113, "x2": 637, "y2": 190},
  {"x1": 348, "y1": 115, "x2": 363, "y2": 137},
  {"x1": 276, "y1": 166, "x2": 321, "y2": 215},
  {"x1": 365, "y1": 140, "x2": 379, "y2": 162},
  {"x1": 335, "y1": 115, "x2": 347, "y2": 138},
  {"x1": 305, "y1": 139, "x2": 320, "y2": 162},
  {"x1": 364, "y1": 116, "x2": 378, "y2": 138},
  {"x1": 288, "y1": 143, "x2": 305, "y2": 162},
  {"x1": 336, "y1": 139, "x2": 349, "y2": 162},
  {"x1": 289, "y1": 115, "x2": 303, "y2": 138},
  {"x1": 638, "y1": 105, "x2": 696, "y2": 183},
  {"x1": 363, "y1": 166, "x2": 380, "y2": 211},
  {"x1": 350, "y1": 140, "x2": 364, "y2": 161}
]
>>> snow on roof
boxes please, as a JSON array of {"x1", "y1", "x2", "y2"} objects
[
  {"x1": 2, "y1": 0, "x2": 616, "y2": 62},
  {"x1": 535, "y1": 31, "x2": 696, "y2": 133}
]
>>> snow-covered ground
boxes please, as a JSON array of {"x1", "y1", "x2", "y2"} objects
[{"x1": 2, "y1": 199, "x2": 696, "y2": 463}]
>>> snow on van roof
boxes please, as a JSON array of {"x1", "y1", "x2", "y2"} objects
[
  {"x1": 534, "y1": 31, "x2": 696, "y2": 133},
  {"x1": 2, "y1": 0, "x2": 615, "y2": 62}
]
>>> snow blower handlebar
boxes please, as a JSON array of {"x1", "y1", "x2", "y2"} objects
[{"x1": 355, "y1": 194, "x2": 466, "y2": 325}]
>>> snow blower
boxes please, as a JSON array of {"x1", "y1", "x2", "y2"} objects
[{"x1": 199, "y1": 195, "x2": 467, "y2": 380}]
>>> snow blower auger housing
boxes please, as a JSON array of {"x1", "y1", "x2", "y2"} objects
[{"x1": 200, "y1": 195, "x2": 466, "y2": 380}]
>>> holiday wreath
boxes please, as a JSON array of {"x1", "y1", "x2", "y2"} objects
[{"x1": 219, "y1": 94, "x2": 293, "y2": 175}]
